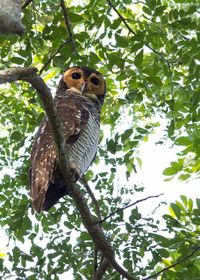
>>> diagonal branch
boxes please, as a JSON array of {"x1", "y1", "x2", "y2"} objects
[
  {"x1": 81, "y1": 176, "x2": 111, "y2": 279},
  {"x1": 81, "y1": 176, "x2": 102, "y2": 221},
  {"x1": 60, "y1": 0, "x2": 76, "y2": 53},
  {"x1": 143, "y1": 245, "x2": 200, "y2": 280},
  {"x1": 107, "y1": 0, "x2": 170, "y2": 64},
  {"x1": 39, "y1": 39, "x2": 71, "y2": 75},
  {"x1": 0, "y1": 67, "x2": 135, "y2": 280},
  {"x1": 96, "y1": 193, "x2": 164, "y2": 224},
  {"x1": 22, "y1": 0, "x2": 34, "y2": 9}
]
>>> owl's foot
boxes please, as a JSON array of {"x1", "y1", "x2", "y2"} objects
[
  {"x1": 66, "y1": 87, "x2": 82, "y2": 95},
  {"x1": 68, "y1": 161, "x2": 80, "y2": 182}
]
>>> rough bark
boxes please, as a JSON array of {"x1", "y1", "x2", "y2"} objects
[{"x1": 0, "y1": 0, "x2": 25, "y2": 35}]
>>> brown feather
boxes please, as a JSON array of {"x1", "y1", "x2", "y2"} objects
[
  {"x1": 30, "y1": 94, "x2": 89, "y2": 212},
  {"x1": 30, "y1": 66, "x2": 106, "y2": 212}
]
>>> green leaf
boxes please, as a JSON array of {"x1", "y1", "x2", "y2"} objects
[
  {"x1": 168, "y1": 120, "x2": 175, "y2": 137},
  {"x1": 10, "y1": 57, "x2": 25, "y2": 64},
  {"x1": 136, "y1": 126, "x2": 147, "y2": 134},
  {"x1": 163, "y1": 167, "x2": 178, "y2": 176},
  {"x1": 153, "y1": 234, "x2": 171, "y2": 247},
  {"x1": 154, "y1": 6, "x2": 166, "y2": 16},
  {"x1": 68, "y1": 13, "x2": 83, "y2": 23},
  {"x1": 111, "y1": 18, "x2": 121, "y2": 29},
  {"x1": 196, "y1": 198, "x2": 200, "y2": 210},
  {"x1": 143, "y1": 6, "x2": 152, "y2": 15},
  {"x1": 175, "y1": 136, "x2": 193, "y2": 146},
  {"x1": 0, "y1": 252, "x2": 7, "y2": 258},
  {"x1": 188, "y1": 198, "x2": 193, "y2": 211},
  {"x1": 134, "y1": 50, "x2": 143, "y2": 67},
  {"x1": 121, "y1": 129, "x2": 133, "y2": 141},
  {"x1": 170, "y1": 203, "x2": 181, "y2": 219},
  {"x1": 63, "y1": 221, "x2": 74, "y2": 230},
  {"x1": 180, "y1": 195, "x2": 187, "y2": 207},
  {"x1": 115, "y1": 34, "x2": 129, "y2": 48},
  {"x1": 107, "y1": 139, "x2": 116, "y2": 154},
  {"x1": 156, "y1": 248, "x2": 169, "y2": 258},
  {"x1": 10, "y1": 131, "x2": 23, "y2": 141}
]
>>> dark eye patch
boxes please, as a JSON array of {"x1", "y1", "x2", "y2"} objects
[
  {"x1": 72, "y1": 72, "x2": 81, "y2": 79},
  {"x1": 91, "y1": 77, "x2": 100, "y2": 85}
]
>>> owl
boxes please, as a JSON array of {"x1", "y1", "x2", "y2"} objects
[{"x1": 30, "y1": 66, "x2": 106, "y2": 213}]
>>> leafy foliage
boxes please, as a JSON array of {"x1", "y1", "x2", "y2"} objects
[{"x1": 0, "y1": 0, "x2": 200, "y2": 279}]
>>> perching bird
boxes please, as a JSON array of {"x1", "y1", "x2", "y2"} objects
[{"x1": 30, "y1": 66, "x2": 106, "y2": 213}]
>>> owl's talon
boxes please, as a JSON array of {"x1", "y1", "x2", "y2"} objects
[{"x1": 68, "y1": 162, "x2": 80, "y2": 182}]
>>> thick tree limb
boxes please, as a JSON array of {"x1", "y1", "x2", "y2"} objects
[
  {"x1": 95, "y1": 257, "x2": 110, "y2": 280},
  {"x1": 80, "y1": 176, "x2": 105, "y2": 279},
  {"x1": 0, "y1": 0, "x2": 25, "y2": 35},
  {"x1": 0, "y1": 67, "x2": 135, "y2": 280}
]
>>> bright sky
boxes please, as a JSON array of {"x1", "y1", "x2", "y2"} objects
[{"x1": 135, "y1": 125, "x2": 200, "y2": 218}]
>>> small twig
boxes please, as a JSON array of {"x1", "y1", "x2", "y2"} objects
[
  {"x1": 4, "y1": 275, "x2": 17, "y2": 279},
  {"x1": 22, "y1": 0, "x2": 34, "y2": 9},
  {"x1": 96, "y1": 193, "x2": 164, "y2": 224},
  {"x1": 107, "y1": 0, "x2": 170, "y2": 64},
  {"x1": 81, "y1": 176, "x2": 102, "y2": 221},
  {"x1": 60, "y1": 0, "x2": 76, "y2": 53},
  {"x1": 143, "y1": 246, "x2": 200, "y2": 280},
  {"x1": 39, "y1": 39, "x2": 71, "y2": 75},
  {"x1": 107, "y1": 0, "x2": 136, "y2": 35},
  {"x1": 0, "y1": 93, "x2": 8, "y2": 101}
]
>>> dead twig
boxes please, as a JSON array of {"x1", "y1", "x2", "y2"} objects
[{"x1": 96, "y1": 193, "x2": 164, "y2": 224}]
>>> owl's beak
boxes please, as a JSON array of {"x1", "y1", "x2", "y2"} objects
[{"x1": 81, "y1": 82, "x2": 87, "y2": 94}]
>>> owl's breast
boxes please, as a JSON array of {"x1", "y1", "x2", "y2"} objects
[{"x1": 68, "y1": 104, "x2": 100, "y2": 178}]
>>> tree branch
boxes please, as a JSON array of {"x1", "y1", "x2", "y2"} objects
[
  {"x1": 22, "y1": 0, "x2": 34, "y2": 9},
  {"x1": 60, "y1": 0, "x2": 76, "y2": 53},
  {"x1": 39, "y1": 39, "x2": 71, "y2": 75},
  {"x1": 96, "y1": 193, "x2": 164, "y2": 224},
  {"x1": 94, "y1": 257, "x2": 110, "y2": 280},
  {"x1": 0, "y1": 0, "x2": 25, "y2": 35},
  {"x1": 80, "y1": 176, "x2": 111, "y2": 279},
  {"x1": 0, "y1": 67, "x2": 135, "y2": 280},
  {"x1": 107, "y1": 0, "x2": 170, "y2": 64},
  {"x1": 81, "y1": 176, "x2": 102, "y2": 221},
  {"x1": 143, "y1": 246, "x2": 200, "y2": 280}
]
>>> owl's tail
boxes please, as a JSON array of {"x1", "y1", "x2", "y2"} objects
[{"x1": 43, "y1": 179, "x2": 69, "y2": 211}]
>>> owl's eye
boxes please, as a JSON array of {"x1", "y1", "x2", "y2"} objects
[
  {"x1": 91, "y1": 77, "x2": 100, "y2": 85},
  {"x1": 72, "y1": 72, "x2": 81, "y2": 79}
]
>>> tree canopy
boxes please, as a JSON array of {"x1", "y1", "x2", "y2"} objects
[{"x1": 0, "y1": 0, "x2": 200, "y2": 279}]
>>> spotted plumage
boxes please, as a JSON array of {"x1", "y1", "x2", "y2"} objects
[{"x1": 30, "y1": 66, "x2": 106, "y2": 212}]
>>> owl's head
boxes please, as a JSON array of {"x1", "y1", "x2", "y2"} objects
[{"x1": 57, "y1": 66, "x2": 106, "y2": 104}]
